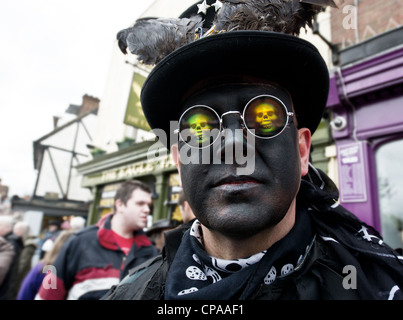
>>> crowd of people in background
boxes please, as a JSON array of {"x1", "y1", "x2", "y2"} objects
[
  {"x1": 0, "y1": 184, "x2": 190, "y2": 300},
  {"x1": 0, "y1": 213, "x2": 87, "y2": 300}
]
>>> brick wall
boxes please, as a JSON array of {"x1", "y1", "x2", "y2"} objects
[{"x1": 331, "y1": 0, "x2": 403, "y2": 48}]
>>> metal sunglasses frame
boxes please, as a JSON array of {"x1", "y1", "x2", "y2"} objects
[{"x1": 174, "y1": 94, "x2": 294, "y2": 149}]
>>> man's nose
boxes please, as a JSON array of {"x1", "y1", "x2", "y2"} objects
[
  {"x1": 222, "y1": 112, "x2": 243, "y2": 132},
  {"x1": 144, "y1": 204, "x2": 151, "y2": 213},
  {"x1": 215, "y1": 113, "x2": 251, "y2": 161}
]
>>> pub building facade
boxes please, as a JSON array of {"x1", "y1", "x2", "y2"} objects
[
  {"x1": 327, "y1": 26, "x2": 403, "y2": 250},
  {"x1": 75, "y1": 139, "x2": 182, "y2": 226}
]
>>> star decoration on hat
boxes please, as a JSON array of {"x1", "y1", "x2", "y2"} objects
[
  {"x1": 211, "y1": 0, "x2": 223, "y2": 12},
  {"x1": 197, "y1": 0, "x2": 210, "y2": 15}
]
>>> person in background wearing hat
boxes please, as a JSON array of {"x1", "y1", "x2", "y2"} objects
[
  {"x1": 103, "y1": 0, "x2": 403, "y2": 300},
  {"x1": 37, "y1": 180, "x2": 159, "y2": 300},
  {"x1": 146, "y1": 219, "x2": 181, "y2": 252}
]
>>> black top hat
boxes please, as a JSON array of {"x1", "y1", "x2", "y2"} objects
[{"x1": 118, "y1": 0, "x2": 334, "y2": 146}]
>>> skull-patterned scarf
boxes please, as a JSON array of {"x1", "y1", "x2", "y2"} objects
[{"x1": 164, "y1": 207, "x2": 315, "y2": 300}]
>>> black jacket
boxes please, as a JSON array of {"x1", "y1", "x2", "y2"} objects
[{"x1": 102, "y1": 169, "x2": 403, "y2": 300}]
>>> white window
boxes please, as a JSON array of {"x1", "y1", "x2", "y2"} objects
[{"x1": 376, "y1": 139, "x2": 403, "y2": 250}]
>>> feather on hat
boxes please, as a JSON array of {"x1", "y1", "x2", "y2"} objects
[{"x1": 118, "y1": 0, "x2": 338, "y2": 65}]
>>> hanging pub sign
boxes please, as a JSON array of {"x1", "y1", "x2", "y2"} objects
[{"x1": 124, "y1": 72, "x2": 151, "y2": 131}]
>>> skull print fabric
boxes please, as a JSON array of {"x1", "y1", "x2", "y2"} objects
[{"x1": 164, "y1": 209, "x2": 315, "y2": 300}]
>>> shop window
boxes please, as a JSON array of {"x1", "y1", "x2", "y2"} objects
[{"x1": 376, "y1": 139, "x2": 403, "y2": 250}]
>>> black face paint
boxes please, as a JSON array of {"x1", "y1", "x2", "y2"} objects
[{"x1": 179, "y1": 82, "x2": 302, "y2": 239}]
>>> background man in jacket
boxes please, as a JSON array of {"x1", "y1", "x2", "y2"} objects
[{"x1": 37, "y1": 180, "x2": 159, "y2": 300}]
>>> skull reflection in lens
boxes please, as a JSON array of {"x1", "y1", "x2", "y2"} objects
[
  {"x1": 179, "y1": 106, "x2": 221, "y2": 148},
  {"x1": 188, "y1": 113, "x2": 214, "y2": 143},
  {"x1": 244, "y1": 95, "x2": 287, "y2": 138},
  {"x1": 254, "y1": 103, "x2": 278, "y2": 133}
]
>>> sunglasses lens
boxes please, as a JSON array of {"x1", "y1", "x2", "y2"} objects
[
  {"x1": 244, "y1": 96, "x2": 288, "y2": 138},
  {"x1": 179, "y1": 106, "x2": 220, "y2": 147}
]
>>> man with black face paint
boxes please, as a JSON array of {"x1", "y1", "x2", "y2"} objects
[
  {"x1": 172, "y1": 81, "x2": 304, "y2": 247},
  {"x1": 103, "y1": 0, "x2": 403, "y2": 300}
]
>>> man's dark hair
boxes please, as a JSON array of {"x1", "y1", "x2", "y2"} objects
[{"x1": 114, "y1": 180, "x2": 151, "y2": 209}]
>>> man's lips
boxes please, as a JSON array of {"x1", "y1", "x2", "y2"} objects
[{"x1": 213, "y1": 175, "x2": 261, "y2": 188}]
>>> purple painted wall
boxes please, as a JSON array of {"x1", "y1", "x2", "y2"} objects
[{"x1": 327, "y1": 46, "x2": 403, "y2": 231}]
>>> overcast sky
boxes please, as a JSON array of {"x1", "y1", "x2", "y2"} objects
[{"x1": 0, "y1": 0, "x2": 154, "y2": 198}]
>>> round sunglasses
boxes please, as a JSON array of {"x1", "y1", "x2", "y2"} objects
[{"x1": 175, "y1": 95, "x2": 294, "y2": 148}]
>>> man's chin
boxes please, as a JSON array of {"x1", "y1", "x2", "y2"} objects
[{"x1": 201, "y1": 212, "x2": 286, "y2": 240}]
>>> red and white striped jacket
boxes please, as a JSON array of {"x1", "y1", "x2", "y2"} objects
[{"x1": 36, "y1": 213, "x2": 159, "y2": 300}]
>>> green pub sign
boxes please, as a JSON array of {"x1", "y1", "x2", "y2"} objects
[{"x1": 124, "y1": 73, "x2": 151, "y2": 131}]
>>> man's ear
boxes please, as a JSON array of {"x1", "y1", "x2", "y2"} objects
[
  {"x1": 114, "y1": 199, "x2": 124, "y2": 214},
  {"x1": 170, "y1": 143, "x2": 182, "y2": 186},
  {"x1": 298, "y1": 128, "x2": 311, "y2": 177}
]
